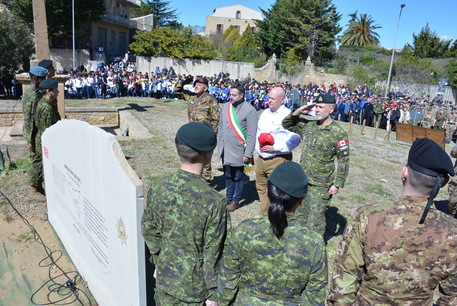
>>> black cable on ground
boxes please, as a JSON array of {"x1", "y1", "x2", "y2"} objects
[{"x1": 0, "y1": 190, "x2": 93, "y2": 305}]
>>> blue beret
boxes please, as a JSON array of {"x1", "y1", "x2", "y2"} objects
[
  {"x1": 29, "y1": 66, "x2": 48, "y2": 77},
  {"x1": 269, "y1": 161, "x2": 309, "y2": 198},
  {"x1": 176, "y1": 122, "x2": 216, "y2": 152}
]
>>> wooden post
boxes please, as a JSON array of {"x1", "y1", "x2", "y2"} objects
[
  {"x1": 374, "y1": 121, "x2": 379, "y2": 139},
  {"x1": 361, "y1": 119, "x2": 366, "y2": 135},
  {"x1": 384, "y1": 121, "x2": 391, "y2": 141}
]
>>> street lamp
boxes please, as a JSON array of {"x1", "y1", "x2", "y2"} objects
[
  {"x1": 72, "y1": 0, "x2": 75, "y2": 70},
  {"x1": 385, "y1": 4, "x2": 405, "y2": 97}
]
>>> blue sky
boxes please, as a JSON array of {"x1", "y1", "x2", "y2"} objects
[{"x1": 170, "y1": 0, "x2": 457, "y2": 49}]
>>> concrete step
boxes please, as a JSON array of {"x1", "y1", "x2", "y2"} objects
[{"x1": 10, "y1": 120, "x2": 23, "y2": 137}]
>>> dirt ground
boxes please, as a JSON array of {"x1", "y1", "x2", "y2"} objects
[{"x1": 1, "y1": 97, "x2": 454, "y2": 305}]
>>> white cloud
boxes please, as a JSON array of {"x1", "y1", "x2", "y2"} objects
[{"x1": 440, "y1": 35, "x2": 455, "y2": 41}]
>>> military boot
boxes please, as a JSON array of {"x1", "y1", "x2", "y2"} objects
[{"x1": 28, "y1": 186, "x2": 46, "y2": 202}]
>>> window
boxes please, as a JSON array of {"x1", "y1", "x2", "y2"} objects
[
  {"x1": 236, "y1": 11, "x2": 241, "y2": 18},
  {"x1": 234, "y1": 25, "x2": 240, "y2": 33},
  {"x1": 216, "y1": 24, "x2": 224, "y2": 34},
  {"x1": 119, "y1": 32, "x2": 126, "y2": 55},
  {"x1": 251, "y1": 27, "x2": 256, "y2": 32}
]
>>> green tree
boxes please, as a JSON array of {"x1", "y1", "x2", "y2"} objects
[
  {"x1": 444, "y1": 59, "x2": 457, "y2": 88},
  {"x1": 0, "y1": 9, "x2": 33, "y2": 76},
  {"x1": 227, "y1": 26, "x2": 261, "y2": 62},
  {"x1": 130, "y1": 0, "x2": 180, "y2": 28},
  {"x1": 405, "y1": 23, "x2": 451, "y2": 58},
  {"x1": 255, "y1": 0, "x2": 341, "y2": 62},
  {"x1": 445, "y1": 40, "x2": 457, "y2": 58},
  {"x1": 11, "y1": 0, "x2": 105, "y2": 37},
  {"x1": 222, "y1": 25, "x2": 240, "y2": 44},
  {"x1": 340, "y1": 11, "x2": 381, "y2": 47},
  {"x1": 129, "y1": 27, "x2": 215, "y2": 59}
]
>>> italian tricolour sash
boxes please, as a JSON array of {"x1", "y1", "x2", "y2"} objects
[
  {"x1": 227, "y1": 103, "x2": 247, "y2": 147},
  {"x1": 226, "y1": 103, "x2": 254, "y2": 172}
]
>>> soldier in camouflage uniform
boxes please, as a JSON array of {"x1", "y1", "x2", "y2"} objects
[
  {"x1": 328, "y1": 138, "x2": 457, "y2": 305},
  {"x1": 141, "y1": 122, "x2": 229, "y2": 305},
  {"x1": 215, "y1": 162, "x2": 327, "y2": 305},
  {"x1": 22, "y1": 66, "x2": 48, "y2": 201},
  {"x1": 448, "y1": 145, "x2": 457, "y2": 217},
  {"x1": 175, "y1": 76, "x2": 220, "y2": 182},
  {"x1": 372, "y1": 100, "x2": 384, "y2": 128},
  {"x1": 282, "y1": 94, "x2": 350, "y2": 237},
  {"x1": 434, "y1": 109, "x2": 447, "y2": 130},
  {"x1": 445, "y1": 109, "x2": 457, "y2": 144},
  {"x1": 30, "y1": 79, "x2": 61, "y2": 200}
]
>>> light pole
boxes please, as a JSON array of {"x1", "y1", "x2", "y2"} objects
[
  {"x1": 72, "y1": 0, "x2": 75, "y2": 70},
  {"x1": 385, "y1": 4, "x2": 405, "y2": 97}
]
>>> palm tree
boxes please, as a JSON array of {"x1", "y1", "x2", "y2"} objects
[{"x1": 340, "y1": 11, "x2": 381, "y2": 47}]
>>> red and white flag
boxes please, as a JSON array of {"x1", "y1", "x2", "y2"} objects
[{"x1": 337, "y1": 140, "x2": 349, "y2": 147}]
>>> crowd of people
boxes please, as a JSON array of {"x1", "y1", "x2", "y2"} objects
[{"x1": 57, "y1": 61, "x2": 457, "y2": 142}]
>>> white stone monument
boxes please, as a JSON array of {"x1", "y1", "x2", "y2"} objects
[{"x1": 42, "y1": 119, "x2": 146, "y2": 306}]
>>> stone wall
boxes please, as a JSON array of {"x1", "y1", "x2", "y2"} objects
[
  {"x1": 253, "y1": 55, "x2": 350, "y2": 86},
  {"x1": 0, "y1": 106, "x2": 22, "y2": 127},
  {"x1": 376, "y1": 80, "x2": 457, "y2": 102},
  {"x1": 50, "y1": 48, "x2": 91, "y2": 72}
]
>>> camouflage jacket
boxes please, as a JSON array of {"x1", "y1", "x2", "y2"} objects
[
  {"x1": 33, "y1": 97, "x2": 61, "y2": 155},
  {"x1": 282, "y1": 115, "x2": 350, "y2": 188},
  {"x1": 327, "y1": 195, "x2": 457, "y2": 305},
  {"x1": 175, "y1": 83, "x2": 220, "y2": 132},
  {"x1": 215, "y1": 216, "x2": 327, "y2": 305},
  {"x1": 141, "y1": 169, "x2": 229, "y2": 302},
  {"x1": 22, "y1": 86, "x2": 39, "y2": 144}
]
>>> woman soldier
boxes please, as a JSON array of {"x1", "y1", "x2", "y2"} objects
[{"x1": 214, "y1": 161, "x2": 327, "y2": 305}]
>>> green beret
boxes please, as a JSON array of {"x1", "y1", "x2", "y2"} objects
[
  {"x1": 39, "y1": 78, "x2": 58, "y2": 89},
  {"x1": 408, "y1": 138, "x2": 454, "y2": 177},
  {"x1": 176, "y1": 122, "x2": 216, "y2": 152},
  {"x1": 269, "y1": 161, "x2": 308, "y2": 198},
  {"x1": 38, "y1": 59, "x2": 53, "y2": 69},
  {"x1": 315, "y1": 94, "x2": 336, "y2": 104}
]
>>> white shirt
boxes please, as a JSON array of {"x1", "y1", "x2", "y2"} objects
[{"x1": 255, "y1": 105, "x2": 299, "y2": 158}]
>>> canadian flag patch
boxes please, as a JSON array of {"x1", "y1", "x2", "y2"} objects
[{"x1": 337, "y1": 140, "x2": 349, "y2": 147}]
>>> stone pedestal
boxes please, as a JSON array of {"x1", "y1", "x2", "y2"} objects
[{"x1": 53, "y1": 75, "x2": 69, "y2": 119}]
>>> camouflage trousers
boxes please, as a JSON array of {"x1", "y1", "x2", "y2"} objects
[
  {"x1": 295, "y1": 185, "x2": 332, "y2": 236},
  {"x1": 445, "y1": 125, "x2": 455, "y2": 144},
  {"x1": 154, "y1": 288, "x2": 204, "y2": 305},
  {"x1": 448, "y1": 178, "x2": 457, "y2": 216},
  {"x1": 27, "y1": 151, "x2": 43, "y2": 188}
]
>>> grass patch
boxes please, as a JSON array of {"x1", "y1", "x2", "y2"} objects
[
  {"x1": 3, "y1": 210, "x2": 13, "y2": 222},
  {"x1": 0, "y1": 157, "x2": 29, "y2": 178},
  {"x1": 347, "y1": 193, "x2": 368, "y2": 203},
  {"x1": 17, "y1": 231, "x2": 34, "y2": 243},
  {"x1": 366, "y1": 184, "x2": 395, "y2": 198}
]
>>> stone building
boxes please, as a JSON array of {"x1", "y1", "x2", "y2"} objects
[
  {"x1": 205, "y1": 4, "x2": 263, "y2": 36},
  {"x1": 50, "y1": 0, "x2": 154, "y2": 64}
]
